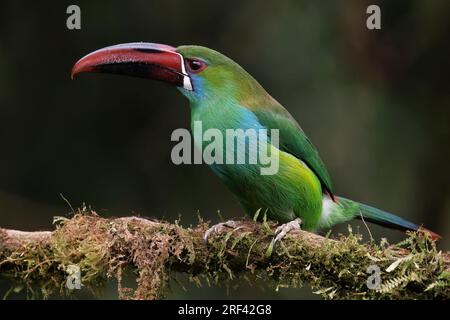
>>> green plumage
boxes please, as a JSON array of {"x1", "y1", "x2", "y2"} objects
[
  {"x1": 73, "y1": 42, "x2": 431, "y2": 236},
  {"x1": 176, "y1": 45, "x2": 424, "y2": 234}
]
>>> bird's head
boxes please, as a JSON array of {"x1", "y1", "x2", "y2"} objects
[{"x1": 71, "y1": 42, "x2": 269, "y2": 107}]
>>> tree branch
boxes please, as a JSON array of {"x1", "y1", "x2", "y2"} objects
[{"x1": 0, "y1": 210, "x2": 449, "y2": 299}]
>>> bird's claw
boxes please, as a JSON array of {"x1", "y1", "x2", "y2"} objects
[
  {"x1": 203, "y1": 220, "x2": 238, "y2": 244},
  {"x1": 273, "y1": 218, "x2": 302, "y2": 244}
]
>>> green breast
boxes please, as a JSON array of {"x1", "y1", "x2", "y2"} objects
[{"x1": 190, "y1": 102, "x2": 323, "y2": 230}]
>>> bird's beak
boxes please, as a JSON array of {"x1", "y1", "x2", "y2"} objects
[{"x1": 71, "y1": 42, "x2": 193, "y2": 91}]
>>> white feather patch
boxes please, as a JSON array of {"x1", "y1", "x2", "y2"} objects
[{"x1": 319, "y1": 195, "x2": 334, "y2": 227}]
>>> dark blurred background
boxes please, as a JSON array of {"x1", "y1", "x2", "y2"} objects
[{"x1": 0, "y1": 0, "x2": 449, "y2": 299}]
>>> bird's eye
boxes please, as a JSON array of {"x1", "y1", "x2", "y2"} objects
[{"x1": 186, "y1": 58, "x2": 207, "y2": 73}]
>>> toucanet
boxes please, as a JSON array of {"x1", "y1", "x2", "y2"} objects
[{"x1": 71, "y1": 42, "x2": 440, "y2": 241}]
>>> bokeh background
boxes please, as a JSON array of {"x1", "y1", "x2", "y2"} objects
[{"x1": 0, "y1": 0, "x2": 449, "y2": 299}]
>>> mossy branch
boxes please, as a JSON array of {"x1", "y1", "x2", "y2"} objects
[{"x1": 0, "y1": 209, "x2": 449, "y2": 300}]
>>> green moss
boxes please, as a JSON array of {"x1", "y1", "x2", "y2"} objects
[
  {"x1": 1, "y1": 212, "x2": 449, "y2": 299},
  {"x1": 192, "y1": 223, "x2": 449, "y2": 299}
]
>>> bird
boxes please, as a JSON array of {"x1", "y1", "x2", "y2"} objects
[{"x1": 71, "y1": 42, "x2": 440, "y2": 242}]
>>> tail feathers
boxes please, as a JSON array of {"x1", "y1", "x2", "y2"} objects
[{"x1": 336, "y1": 196, "x2": 441, "y2": 241}]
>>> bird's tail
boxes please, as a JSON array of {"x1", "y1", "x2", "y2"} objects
[{"x1": 330, "y1": 196, "x2": 441, "y2": 241}]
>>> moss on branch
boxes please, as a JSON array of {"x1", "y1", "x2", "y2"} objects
[{"x1": 0, "y1": 208, "x2": 449, "y2": 300}]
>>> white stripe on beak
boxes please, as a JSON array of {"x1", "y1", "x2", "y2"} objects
[{"x1": 177, "y1": 52, "x2": 193, "y2": 91}]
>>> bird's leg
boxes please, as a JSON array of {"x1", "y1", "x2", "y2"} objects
[
  {"x1": 273, "y1": 218, "x2": 302, "y2": 244},
  {"x1": 203, "y1": 220, "x2": 238, "y2": 244}
]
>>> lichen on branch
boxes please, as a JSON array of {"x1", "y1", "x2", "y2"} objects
[{"x1": 0, "y1": 209, "x2": 449, "y2": 299}]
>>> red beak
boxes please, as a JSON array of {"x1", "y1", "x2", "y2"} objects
[{"x1": 71, "y1": 42, "x2": 193, "y2": 90}]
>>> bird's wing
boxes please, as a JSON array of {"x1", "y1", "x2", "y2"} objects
[{"x1": 250, "y1": 104, "x2": 334, "y2": 196}]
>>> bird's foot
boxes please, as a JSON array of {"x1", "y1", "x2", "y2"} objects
[
  {"x1": 203, "y1": 220, "x2": 238, "y2": 244},
  {"x1": 273, "y1": 218, "x2": 302, "y2": 244}
]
